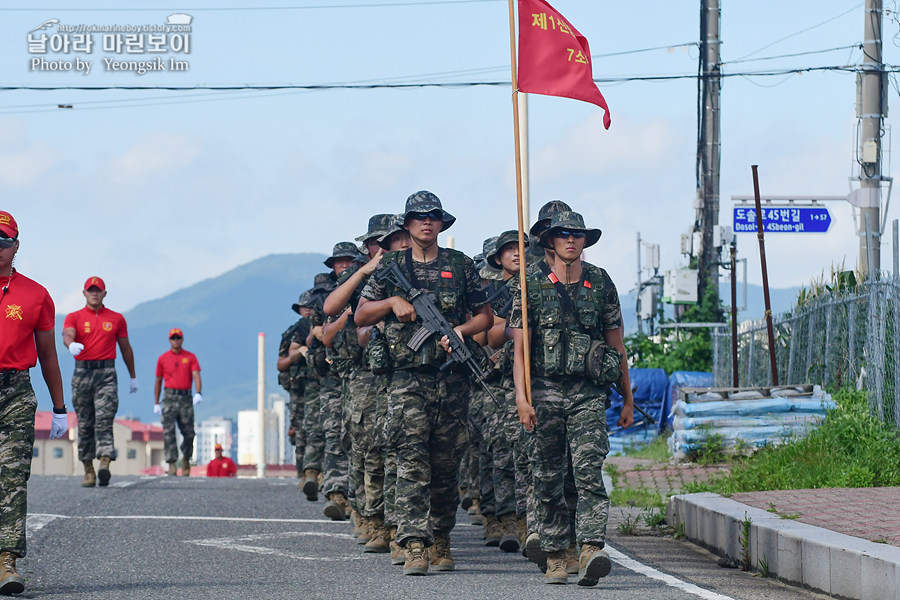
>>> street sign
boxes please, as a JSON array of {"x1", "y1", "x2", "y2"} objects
[{"x1": 733, "y1": 206, "x2": 832, "y2": 234}]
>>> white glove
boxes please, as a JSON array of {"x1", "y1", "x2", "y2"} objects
[
  {"x1": 68, "y1": 343, "x2": 84, "y2": 356},
  {"x1": 50, "y1": 412, "x2": 68, "y2": 439},
  {"x1": 193, "y1": 393, "x2": 202, "y2": 405},
  {"x1": 129, "y1": 378, "x2": 139, "y2": 394},
  {"x1": 153, "y1": 403, "x2": 162, "y2": 415}
]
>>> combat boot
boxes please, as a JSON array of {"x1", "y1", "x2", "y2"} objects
[
  {"x1": 564, "y1": 544, "x2": 580, "y2": 574},
  {"x1": 0, "y1": 552, "x2": 24, "y2": 595},
  {"x1": 517, "y1": 516, "x2": 527, "y2": 545},
  {"x1": 402, "y1": 539, "x2": 428, "y2": 576},
  {"x1": 525, "y1": 532, "x2": 548, "y2": 573},
  {"x1": 460, "y1": 490, "x2": 473, "y2": 511},
  {"x1": 301, "y1": 469, "x2": 319, "y2": 501},
  {"x1": 181, "y1": 457, "x2": 191, "y2": 476},
  {"x1": 429, "y1": 535, "x2": 455, "y2": 571},
  {"x1": 97, "y1": 456, "x2": 112, "y2": 487},
  {"x1": 469, "y1": 498, "x2": 484, "y2": 525},
  {"x1": 323, "y1": 492, "x2": 349, "y2": 521},
  {"x1": 388, "y1": 527, "x2": 405, "y2": 565},
  {"x1": 356, "y1": 516, "x2": 372, "y2": 544},
  {"x1": 482, "y1": 513, "x2": 501, "y2": 546},
  {"x1": 363, "y1": 517, "x2": 390, "y2": 554},
  {"x1": 577, "y1": 544, "x2": 611, "y2": 586},
  {"x1": 167, "y1": 462, "x2": 178, "y2": 476},
  {"x1": 81, "y1": 461, "x2": 96, "y2": 487},
  {"x1": 544, "y1": 550, "x2": 568, "y2": 584},
  {"x1": 499, "y1": 513, "x2": 521, "y2": 553}
]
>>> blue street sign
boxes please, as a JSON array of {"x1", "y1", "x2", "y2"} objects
[{"x1": 733, "y1": 206, "x2": 832, "y2": 234}]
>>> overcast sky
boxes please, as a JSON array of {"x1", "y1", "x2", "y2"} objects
[{"x1": 1, "y1": 0, "x2": 895, "y2": 314}]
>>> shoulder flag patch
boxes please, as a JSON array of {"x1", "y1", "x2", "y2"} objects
[
  {"x1": 441, "y1": 271, "x2": 453, "y2": 279},
  {"x1": 548, "y1": 272, "x2": 559, "y2": 284},
  {"x1": 583, "y1": 280, "x2": 592, "y2": 289}
]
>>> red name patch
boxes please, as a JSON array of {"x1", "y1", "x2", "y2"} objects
[{"x1": 441, "y1": 271, "x2": 453, "y2": 279}]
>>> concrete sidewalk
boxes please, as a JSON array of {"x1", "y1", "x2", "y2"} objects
[{"x1": 606, "y1": 457, "x2": 900, "y2": 599}]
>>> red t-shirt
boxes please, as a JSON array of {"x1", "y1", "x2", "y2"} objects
[
  {"x1": 155, "y1": 349, "x2": 201, "y2": 390},
  {"x1": 0, "y1": 271, "x2": 56, "y2": 370},
  {"x1": 207, "y1": 456, "x2": 237, "y2": 477},
  {"x1": 63, "y1": 306, "x2": 128, "y2": 361}
]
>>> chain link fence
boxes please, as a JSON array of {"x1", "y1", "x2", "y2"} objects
[{"x1": 712, "y1": 279, "x2": 900, "y2": 430}]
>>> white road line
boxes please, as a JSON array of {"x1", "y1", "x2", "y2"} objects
[
  {"x1": 608, "y1": 545, "x2": 737, "y2": 600},
  {"x1": 110, "y1": 480, "x2": 136, "y2": 488},
  {"x1": 26, "y1": 514, "x2": 62, "y2": 535},
  {"x1": 28, "y1": 513, "x2": 347, "y2": 525},
  {"x1": 188, "y1": 531, "x2": 368, "y2": 561}
]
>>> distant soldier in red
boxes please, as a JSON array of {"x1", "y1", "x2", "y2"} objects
[
  {"x1": 153, "y1": 328, "x2": 202, "y2": 476},
  {"x1": 207, "y1": 443, "x2": 237, "y2": 477}
]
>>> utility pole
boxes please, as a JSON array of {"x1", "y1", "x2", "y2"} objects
[
  {"x1": 695, "y1": 0, "x2": 722, "y2": 306},
  {"x1": 857, "y1": 0, "x2": 885, "y2": 277}
]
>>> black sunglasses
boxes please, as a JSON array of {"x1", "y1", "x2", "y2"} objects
[
  {"x1": 408, "y1": 210, "x2": 443, "y2": 221},
  {"x1": 551, "y1": 229, "x2": 587, "y2": 239},
  {"x1": 0, "y1": 236, "x2": 17, "y2": 249},
  {"x1": 170, "y1": 335, "x2": 183, "y2": 340}
]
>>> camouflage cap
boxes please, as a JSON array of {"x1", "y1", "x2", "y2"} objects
[
  {"x1": 292, "y1": 289, "x2": 316, "y2": 314},
  {"x1": 529, "y1": 199, "x2": 573, "y2": 237},
  {"x1": 398, "y1": 190, "x2": 456, "y2": 231},
  {"x1": 539, "y1": 211, "x2": 602, "y2": 249},
  {"x1": 376, "y1": 214, "x2": 407, "y2": 249},
  {"x1": 324, "y1": 241, "x2": 363, "y2": 268},
  {"x1": 355, "y1": 213, "x2": 396, "y2": 243},
  {"x1": 479, "y1": 263, "x2": 505, "y2": 281},
  {"x1": 481, "y1": 235, "x2": 499, "y2": 260},
  {"x1": 487, "y1": 230, "x2": 528, "y2": 269}
]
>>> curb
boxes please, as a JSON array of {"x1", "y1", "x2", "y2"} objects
[{"x1": 666, "y1": 493, "x2": 900, "y2": 600}]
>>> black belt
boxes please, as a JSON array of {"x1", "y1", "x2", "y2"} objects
[
  {"x1": 75, "y1": 359, "x2": 116, "y2": 369},
  {"x1": 164, "y1": 388, "x2": 191, "y2": 396}
]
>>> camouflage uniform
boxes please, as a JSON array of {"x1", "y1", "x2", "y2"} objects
[
  {"x1": 71, "y1": 363, "x2": 118, "y2": 460},
  {"x1": 0, "y1": 371, "x2": 37, "y2": 557},
  {"x1": 510, "y1": 212, "x2": 622, "y2": 552},
  {"x1": 278, "y1": 317, "x2": 308, "y2": 474},
  {"x1": 298, "y1": 289, "x2": 329, "y2": 474},
  {"x1": 362, "y1": 240, "x2": 488, "y2": 547},
  {"x1": 161, "y1": 390, "x2": 195, "y2": 463}
]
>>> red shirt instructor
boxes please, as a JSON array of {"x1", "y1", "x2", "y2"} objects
[
  {"x1": 207, "y1": 443, "x2": 237, "y2": 477},
  {"x1": 0, "y1": 210, "x2": 67, "y2": 595},
  {"x1": 63, "y1": 276, "x2": 138, "y2": 488},
  {"x1": 154, "y1": 328, "x2": 202, "y2": 476}
]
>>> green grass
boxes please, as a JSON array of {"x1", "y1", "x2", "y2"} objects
[
  {"x1": 610, "y1": 487, "x2": 666, "y2": 510},
  {"x1": 623, "y1": 434, "x2": 671, "y2": 462},
  {"x1": 684, "y1": 389, "x2": 900, "y2": 495}
]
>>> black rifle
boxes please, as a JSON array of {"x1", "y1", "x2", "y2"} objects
[
  {"x1": 482, "y1": 282, "x2": 515, "y2": 319},
  {"x1": 376, "y1": 261, "x2": 500, "y2": 406}
]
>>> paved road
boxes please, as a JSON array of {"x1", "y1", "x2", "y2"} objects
[{"x1": 21, "y1": 475, "x2": 831, "y2": 599}]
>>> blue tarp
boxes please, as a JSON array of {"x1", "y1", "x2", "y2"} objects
[
  {"x1": 606, "y1": 368, "x2": 668, "y2": 453},
  {"x1": 662, "y1": 371, "x2": 714, "y2": 433}
]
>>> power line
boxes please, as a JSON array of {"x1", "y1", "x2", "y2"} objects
[{"x1": 735, "y1": 2, "x2": 862, "y2": 60}]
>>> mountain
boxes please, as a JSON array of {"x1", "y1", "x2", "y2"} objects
[
  {"x1": 34, "y1": 253, "x2": 803, "y2": 421},
  {"x1": 41, "y1": 253, "x2": 330, "y2": 423}
]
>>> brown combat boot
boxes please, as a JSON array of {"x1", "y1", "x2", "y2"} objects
[
  {"x1": 181, "y1": 457, "x2": 191, "y2": 476},
  {"x1": 0, "y1": 552, "x2": 24, "y2": 595},
  {"x1": 363, "y1": 517, "x2": 390, "y2": 554},
  {"x1": 323, "y1": 492, "x2": 348, "y2": 521},
  {"x1": 517, "y1": 516, "x2": 528, "y2": 545},
  {"x1": 301, "y1": 468, "x2": 319, "y2": 501},
  {"x1": 389, "y1": 527, "x2": 405, "y2": 565},
  {"x1": 499, "y1": 513, "x2": 521, "y2": 553},
  {"x1": 525, "y1": 531, "x2": 548, "y2": 573},
  {"x1": 577, "y1": 544, "x2": 611, "y2": 586},
  {"x1": 356, "y1": 516, "x2": 372, "y2": 544},
  {"x1": 544, "y1": 550, "x2": 568, "y2": 584},
  {"x1": 429, "y1": 535, "x2": 455, "y2": 571},
  {"x1": 167, "y1": 462, "x2": 178, "y2": 476},
  {"x1": 81, "y1": 461, "x2": 96, "y2": 487},
  {"x1": 97, "y1": 456, "x2": 112, "y2": 487},
  {"x1": 402, "y1": 539, "x2": 428, "y2": 576},
  {"x1": 469, "y1": 498, "x2": 484, "y2": 525},
  {"x1": 564, "y1": 544, "x2": 580, "y2": 574},
  {"x1": 483, "y1": 513, "x2": 501, "y2": 546}
]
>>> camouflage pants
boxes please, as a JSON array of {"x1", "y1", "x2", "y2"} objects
[
  {"x1": 468, "y1": 389, "x2": 495, "y2": 514},
  {"x1": 319, "y1": 374, "x2": 347, "y2": 497},
  {"x1": 301, "y1": 378, "x2": 323, "y2": 472},
  {"x1": 483, "y1": 383, "x2": 517, "y2": 518},
  {"x1": 289, "y1": 387, "x2": 305, "y2": 474},
  {"x1": 532, "y1": 376, "x2": 610, "y2": 552},
  {"x1": 374, "y1": 374, "x2": 396, "y2": 526},
  {"x1": 387, "y1": 369, "x2": 469, "y2": 547},
  {"x1": 0, "y1": 371, "x2": 36, "y2": 557},
  {"x1": 72, "y1": 365, "x2": 118, "y2": 460},
  {"x1": 347, "y1": 369, "x2": 380, "y2": 516},
  {"x1": 457, "y1": 440, "x2": 479, "y2": 503},
  {"x1": 161, "y1": 391, "x2": 195, "y2": 463}
]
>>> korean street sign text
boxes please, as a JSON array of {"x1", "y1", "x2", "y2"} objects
[{"x1": 733, "y1": 206, "x2": 832, "y2": 234}]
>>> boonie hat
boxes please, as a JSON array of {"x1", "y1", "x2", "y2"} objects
[
  {"x1": 0, "y1": 211, "x2": 18, "y2": 239},
  {"x1": 324, "y1": 242, "x2": 362, "y2": 268},
  {"x1": 356, "y1": 214, "x2": 396, "y2": 244},
  {"x1": 83, "y1": 276, "x2": 106, "y2": 291},
  {"x1": 292, "y1": 289, "x2": 316, "y2": 314},
  {"x1": 487, "y1": 230, "x2": 528, "y2": 269},
  {"x1": 168, "y1": 328, "x2": 184, "y2": 339},
  {"x1": 399, "y1": 191, "x2": 456, "y2": 231},
  {"x1": 529, "y1": 200, "x2": 572, "y2": 237},
  {"x1": 539, "y1": 211, "x2": 602, "y2": 249}
]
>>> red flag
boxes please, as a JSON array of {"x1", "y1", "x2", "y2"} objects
[{"x1": 517, "y1": 0, "x2": 611, "y2": 129}]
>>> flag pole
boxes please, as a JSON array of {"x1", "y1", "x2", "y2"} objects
[{"x1": 508, "y1": 0, "x2": 532, "y2": 405}]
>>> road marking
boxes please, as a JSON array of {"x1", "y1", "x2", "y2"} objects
[
  {"x1": 188, "y1": 531, "x2": 369, "y2": 561},
  {"x1": 29, "y1": 513, "x2": 348, "y2": 525},
  {"x1": 110, "y1": 480, "x2": 136, "y2": 488},
  {"x1": 26, "y1": 514, "x2": 62, "y2": 535},
  {"x1": 608, "y1": 546, "x2": 737, "y2": 600}
]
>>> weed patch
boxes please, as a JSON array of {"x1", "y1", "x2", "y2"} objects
[{"x1": 610, "y1": 487, "x2": 666, "y2": 510}]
